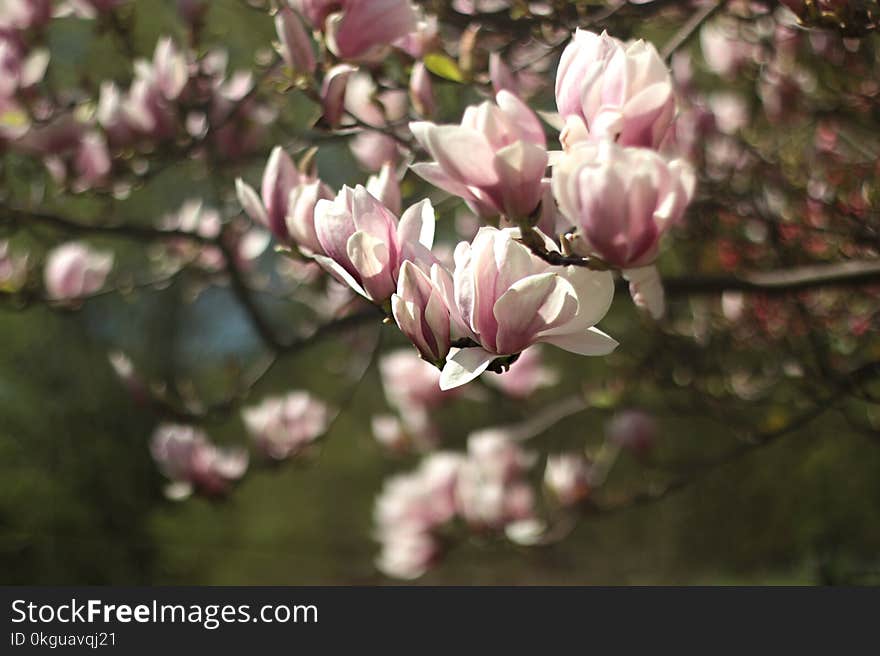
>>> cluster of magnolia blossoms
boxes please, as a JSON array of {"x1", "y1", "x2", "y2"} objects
[
  {"x1": 374, "y1": 430, "x2": 536, "y2": 579},
  {"x1": 231, "y1": 26, "x2": 696, "y2": 392},
  {"x1": 374, "y1": 404, "x2": 662, "y2": 578}
]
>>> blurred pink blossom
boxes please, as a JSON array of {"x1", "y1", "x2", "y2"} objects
[
  {"x1": 150, "y1": 424, "x2": 248, "y2": 499},
  {"x1": 486, "y1": 345, "x2": 558, "y2": 398},
  {"x1": 275, "y1": 5, "x2": 316, "y2": 75},
  {"x1": 374, "y1": 452, "x2": 462, "y2": 578},
  {"x1": 454, "y1": 429, "x2": 536, "y2": 529},
  {"x1": 325, "y1": 0, "x2": 417, "y2": 62},
  {"x1": 243, "y1": 391, "x2": 332, "y2": 460},
  {"x1": 44, "y1": 242, "x2": 113, "y2": 302},
  {"x1": 544, "y1": 452, "x2": 592, "y2": 506}
]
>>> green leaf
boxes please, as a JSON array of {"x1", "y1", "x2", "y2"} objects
[{"x1": 423, "y1": 53, "x2": 465, "y2": 83}]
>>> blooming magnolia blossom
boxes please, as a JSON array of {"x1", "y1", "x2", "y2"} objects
[
  {"x1": 440, "y1": 227, "x2": 617, "y2": 390},
  {"x1": 236, "y1": 146, "x2": 332, "y2": 251},
  {"x1": 555, "y1": 29, "x2": 675, "y2": 150},
  {"x1": 44, "y1": 242, "x2": 114, "y2": 302},
  {"x1": 544, "y1": 453, "x2": 592, "y2": 506},
  {"x1": 552, "y1": 141, "x2": 695, "y2": 318},
  {"x1": 150, "y1": 424, "x2": 248, "y2": 499},
  {"x1": 242, "y1": 392, "x2": 332, "y2": 461},
  {"x1": 312, "y1": 185, "x2": 436, "y2": 304},
  {"x1": 410, "y1": 91, "x2": 548, "y2": 220},
  {"x1": 324, "y1": 0, "x2": 418, "y2": 62}
]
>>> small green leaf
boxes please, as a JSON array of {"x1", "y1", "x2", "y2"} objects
[{"x1": 423, "y1": 53, "x2": 465, "y2": 83}]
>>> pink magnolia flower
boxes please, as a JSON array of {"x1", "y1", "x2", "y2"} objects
[
  {"x1": 44, "y1": 242, "x2": 114, "y2": 302},
  {"x1": 552, "y1": 141, "x2": 694, "y2": 318},
  {"x1": 150, "y1": 424, "x2": 248, "y2": 499},
  {"x1": 290, "y1": 0, "x2": 337, "y2": 27},
  {"x1": 376, "y1": 528, "x2": 439, "y2": 580},
  {"x1": 374, "y1": 452, "x2": 463, "y2": 579},
  {"x1": 454, "y1": 429, "x2": 536, "y2": 529},
  {"x1": 0, "y1": 0, "x2": 52, "y2": 29},
  {"x1": 544, "y1": 453, "x2": 592, "y2": 506},
  {"x1": 440, "y1": 227, "x2": 617, "y2": 390},
  {"x1": 551, "y1": 140, "x2": 693, "y2": 255},
  {"x1": 555, "y1": 29, "x2": 675, "y2": 150},
  {"x1": 485, "y1": 344, "x2": 558, "y2": 398},
  {"x1": 275, "y1": 5, "x2": 316, "y2": 75},
  {"x1": 120, "y1": 38, "x2": 189, "y2": 140},
  {"x1": 72, "y1": 131, "x2": 111, "y2": 191},
  {"x1": 242, "y1": 391, "x2": 332, "y2": 461},
  {"x1": 235, "y1": 146, "x2": 333, "y2": 251},
  {"x1": 376, "y1": 452, "x2": 462, "y2": 535},
  {"x1": 394, "y1": 12, "x2": 438, "y2": 58},
  {"x1": 391, "y1": 261, "x2": 462, "y2": 365},
  {"x1": 377, "y1": 349, "x2": 461, "y2": 447},
  {"x1": 380, "y1": 349, "x2": 459, "y2": 415},
  {"x1": 410, "y1": 90, "x2": 548, "y2": 220},
  {"x1": 325, "y1": 0, "x2": 418, "y2": 62},
  {"x1": 312, "y1": 185, "x2": 435, "y2": 304}
]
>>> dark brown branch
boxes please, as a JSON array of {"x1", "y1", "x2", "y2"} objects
[
  {"x1": 661, "y1": 0, "x2": 725, "y2": 61},
  {"x1": 660, "y1": 259, "x2": 880, "y2": 297},
  {"x1": 1, "y1": 206, "x2": 214, "y2": 245}
]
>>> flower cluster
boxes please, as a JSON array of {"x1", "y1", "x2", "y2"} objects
[{"x1": 374, "y1": 430, "x2": 536, "y2": 579}]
